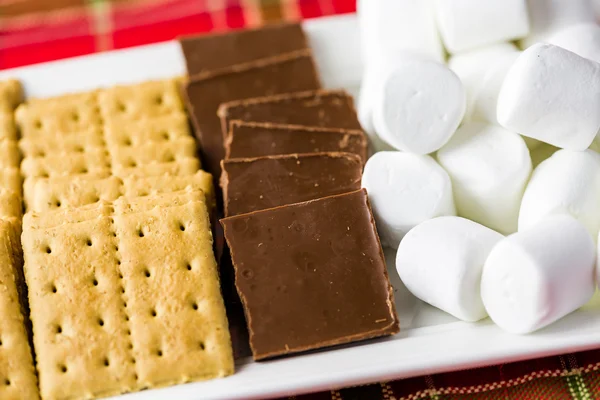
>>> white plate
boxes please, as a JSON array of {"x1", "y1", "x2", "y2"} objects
[{"x1": 2, "y1": 13, "x2": 600, "y2": 400}]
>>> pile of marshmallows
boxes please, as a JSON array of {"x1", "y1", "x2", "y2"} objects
[{"x1": 358, "y1": 0, "x2": 600, "y2": 335}]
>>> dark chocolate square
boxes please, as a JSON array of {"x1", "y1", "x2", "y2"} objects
[
  {"x1": 220, "y1": 152, "x2": 363, "y2": 217},
  {"x1": 225, "y1": 121, "x2": 368, "y2": 163},
  {"x1": 221, "y1": 189, "x2": 399, "y2": 360},
  {"x1": 183, "y1": 50, "x2": 321, "y2": 177},
  {"x1": 218, "y1": 90, "x2": 363, "y2": 142},
  {"x1": 179, "y1": 22, "x2": 308, "y2": 76}
]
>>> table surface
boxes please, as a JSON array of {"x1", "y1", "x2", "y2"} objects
[{"x1": 2, "y1": 1, "x2": 600, "y2": 399}]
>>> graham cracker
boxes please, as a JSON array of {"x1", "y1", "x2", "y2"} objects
[
  {"x1": 113, "y1": 158, "x2": 199, "y2": 179},
  {"x1": 23, "y1": 172, "x2": 111, "y2": 213},
  {"x1": 23, "y1": 201, "x2": 113, "y2": 231},
  {"x1": 0, "y1": 168, "x2": 22, "y2": 197},
  {"x1": 0, "y1": 140, "x2": 20, "y2": 170},
  {"x1": 113, "y1": 190, "x2": 233, "y2": 387},
  {"x1": 0, "y1": 80, "x2": 23, "y2": 113},
  {"x1": 15, "y1": 91, "x2": 101, "y2": 137},
  {"x1": 19, "y1": 127, "x2": 104, "y2": 158},
  {"x1": 22, "y1": 208, "x2": 137, "y2": 399},
  {"x1": 104, "y1": 113, "x2": 192, "y2": 148},
  {"x1": 20, "y1": 148, "x2": 111, "y2": 180},
  {"x1": 0, "y1": 114, "x2": 17, "y2": 141},
  {"x1": 0, "y1": 220, "x2": 39, "y2": 400},
  {"x1": 27, "y1": 176, "x2": 123, "y2": 213},
  {"x1": 122, "y1": 171, "x2": 215, "y2": 211},
  {"x1": 109, "y1": 137, "x2": 197, "y2": 170},
  {"x1": 98, "y1": 79, "x2": 184, "y2": 122}
]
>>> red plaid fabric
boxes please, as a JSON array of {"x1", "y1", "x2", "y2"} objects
[{"x1": 2, "y1": 1, "x2": 600, "y2": 399}]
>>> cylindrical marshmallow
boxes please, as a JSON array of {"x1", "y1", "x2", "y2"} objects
[
  {"x1": 362, "y1": 152, "x2": 456, "y2": 248},
  {"x1": 437, "y1": 122, "x2": 532, "y2": 234},
  {"x1": 469, "y1": 52, "x2": 520, "y2": 126},
  {"x1": 434, "y1": 0, "x2": 530, "y2": 53},
  {"x1": 449, "y1": 43, "x2": 519, "y2": 115},
  {"x1": 372, "y1": 58, "x2": 466, "y2": 154},
  {"x1": 358, "y1": 0, "x2": 444, "y2": 64},
  {"x1": 497, "y1": 43, "x2": 600, "y2": 151},
  {"x1": 481, "y1": 215, "x2": 596, "y2": 334},
  {"x1": 519, "y1": 149, "x2": 600, "y2": 239},
  {"x1": 547, "y1": 23, "x2": 600, "y2": 64},
  {"x1": 521, "y1": 0, "x2": 596, "y2": 48},
  {"x1": 396, "y1": 216, "x2": 504, "y2": 322}
]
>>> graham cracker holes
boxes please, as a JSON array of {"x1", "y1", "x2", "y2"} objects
[
  {"x1": 192, "y1": 302, "x2": 198, "y2": 311},
  {"x1": 103, "y1": 358, "x2": 110, "y2": 367},
  {"x1": 150, "y1": 309, "x2": 157, "y2": 317},
  {"x1": 156, "y1": 349, "x2": 163, "y2": 357},
  {"x1": 98, "y1": 318, "x2": 105, "y2": 327},
  {"x1": 4, "y1": 379, "x2": 10, "y2": 386},
  {"x1": 144, "y1": 269, "x2": 151, "y2": 278},
  {"x1": 45, "y1": 246, "x2": 52, "y2": 254},
  {"x1": 56, "y1": 325, "x2": 62, "y2": 334},
  {"x1": 59, "y1": 365, "x2": 67, "y2": 374},
  {"x1": 199, "y1": 342, "x2": 205, "y2": 351}
]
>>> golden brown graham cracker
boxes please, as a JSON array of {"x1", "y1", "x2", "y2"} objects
[
  {"x1": 98, "y1": 79, "x2": 185, "y2": 122},
  {"x1": 113, "y1": 190, "x2": 233, "y2": 387},
  {"x1": 113, "y1": 157, "x2": 200, "y2": 179},
  {"x1": 19, "y1": 127, "x2": 104, "y2": 158},
  {"x1": 0, "y1": 220, "x2": 39, "y2": 400},
  {"x1": 109, "y1": 137, "x2": 197, "y2": 170},
  {"x1": 15, "y1": 91, "x2": 102, "y2": 137},
  {"x1": 0, "y1": 79, "x2": 23, "y2": 113},
  {"x1": 104, "y1": 112, "x2": 192, "y2": 148}
]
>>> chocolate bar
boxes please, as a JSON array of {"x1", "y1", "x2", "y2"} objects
[
  {"x1": 220, "y1": 152, "x2": 362, "y2": 217},
  {"x1": 225, "y1": 121, "x2": 368, "y2": 163},
  {"x1": 221, "y1": 189, "x2": 399, "y2": 360}
]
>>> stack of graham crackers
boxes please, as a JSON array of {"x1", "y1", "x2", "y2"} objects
[
  {"x1": 181, "y1": 23, "x2": 399, "y2": 361},
  {"x1": 0, "y1": 80, "x2": 39, "y2": 399},
  {"x1": 2, "y1": 78, "x2": 233, "y2": 399}
]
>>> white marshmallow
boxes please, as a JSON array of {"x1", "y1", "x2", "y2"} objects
[
  {"x1": 449, "y1": 43, "x2": 519, "y2": 112},
  {"x1": 470, "y1": 52, "x2": 520, "y2": 126},
  {"x1": 396, "y1": 216, "x2": 504, "y2": 322},
  {"x1": 548, "y1": 23, "x2": 600, "y2": 64},
  {"x1": 362, "y1": 152, "x2": 456, "y2": 248},
  {"x1": 522, "y1": 0, "x2": 596, "y2": 48},
  {"x1": 481, "y1": 215, "x2": 596, "y2": 334},
  {"x1": 437, "y1": 122, "x2": 532, "y2": 234},
  {"x1": 358, "y1": 0, "x2": 444, "y2": 64},
  {"x1": 372, "y1": 58, "x2": 466, "y2": 154},
  {"x1": 497, "y1": 44, "x2": 600, "y2": 151},
  {"x1": 357, "y1": 0, "x2": 444, "y2": 138},
  {"x1": 519, "y1": 149, "x2": 600, "y2": 239},
  {"x1": 434, "y1": 0, "x2": 530, "y2": 53}
]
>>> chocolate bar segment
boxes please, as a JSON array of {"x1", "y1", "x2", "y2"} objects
[
  {"x1": 180, "y1": 22, "x2": 308, "y2": 76},
  {"x1": 218, "y1": 90, "x2": 363, "y2": 141},
  {"x1": 184, "y1": 50, "x2": 321, "y2": 177},
  {"x1": 221, "y1": 189, "x2": 399, "y2": 360},
  {"x1": 221, "y1": 152, "x2": 362, "y2": 217},
  {"x1": 226, "y1": 121, "x2": 368, "y2": 163}
]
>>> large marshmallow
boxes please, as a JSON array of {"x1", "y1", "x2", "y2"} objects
[
  {"x1": 481, "y1": 215, "x2": 596, "y2": 334},
  {"x1": 372, "y1": 58, "x2": 466, "y2": 154},
  {"x1": 449, "y1": 44, "x2": 519, "y2": 113},
  {"x1": 522, "y1": 0, "x2": 596, "y2": 48},
  {"x1": 434, "y1": 0, "x2": 529, "y2": 53},
  {"x1": 470, "y1": 52, "x2": 520, "y2": 126},
  {"x1": 548, "y1": 23, "x2": 600, "y2": 64},
  {"x1": 437, "y1": 122, "x2": 532, "y2": 234},
  {"x1": 396, "y1": 216, "x2": 504, "y2": 322},
  {"x1": 497, "y1": 44, "x2": 600, "y2": 151},
  {"x1": 358, "y1": 0, "x2": 444, "y2": 138},
  {"x1": 358, "y1": 0, "x2": 444, "y2": 64},
  {"x1": 519, "y1": 149, "x2": 600, "y2": 238},
  {"x1": 362, "y1": 152, "x2": 456, "y2": 248}
]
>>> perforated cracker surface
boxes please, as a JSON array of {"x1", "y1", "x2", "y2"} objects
[
  {"x1": 23, "y1": 207, "x2": 137, "y2": 399},
  {"x1": 113, "y1": 191, "x2": 233, "y2": 387},
  {"x1": 28, "y1": 176, "x2": 123, "y2": 213},
  {"x1": 19, "y1": 128, "x2": 104, "y2": 158},
  {"x1": 98, "y1": 79, "x2": 184, "y2": 122},
  {"x1": 109, "y1": 137, "x2": 197, "y2": 170},
  {"x1": 113, "y1": 158, "x2": 200, "y2": 179},
  {"x1": 20, "y1": 148, "x2": 111, "y2": 180},
  {"x1": 15, "y1": 92, "x2": 101, "y2": 137},
  {"x1": 104, "y1": 112, "x2": 192, "y2": 148}
]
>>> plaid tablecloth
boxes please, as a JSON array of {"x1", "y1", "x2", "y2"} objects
[{"x1": 2, "y1": 1, "x2": 600, "y2": 399}]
